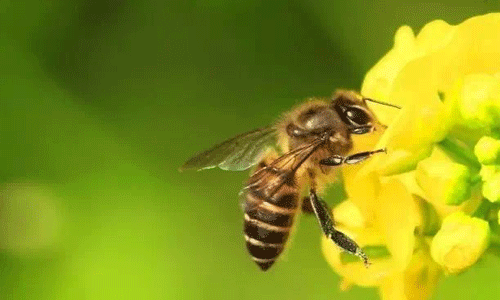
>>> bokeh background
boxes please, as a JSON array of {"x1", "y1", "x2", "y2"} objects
[{"x1": 2, "y1": 1, "x2": 500, "y2": 299}]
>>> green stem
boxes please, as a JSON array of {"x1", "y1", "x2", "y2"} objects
[
  {"x1": 470, "y1": 174, "x2": 482, "y2": 186},
  {"x1": 472, "y1": 199, "x2": 492, "y2": 219},
  {"x1": 419, "y1": 198, "x2": 440, "y2": 236},
  {"x1": 438, "y1": 137, "x2": 481, "y2": 170},
  {"x1": 488, "y1": 223, "x2": 500, "y2": 257},
  {"x1": 490, "y1": 231, "x2": 500, "y2": 247}
]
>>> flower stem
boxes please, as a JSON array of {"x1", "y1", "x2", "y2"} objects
[
  {"x1": 472, "y1": 199, "x2": 492, "y2": 219},
  {"x1": 438, "y1": 137, "x2": 481, "y2": 171},
  {"x1": 490, "y1": 231, "x2": 500, "y2": 247},
  {"x1": 470, "y1": 174, "x2": 482, "y2": 185}
]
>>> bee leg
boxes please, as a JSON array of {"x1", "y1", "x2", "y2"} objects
[
  {"x1": 319, "y1": 148, "x2": 386, "y2": 166},
  {"x1": 309, "y1": 188, "x2": 370, "y2": 267},
  {"x1": 300, "y1": 196, "x2": 314, "y2": 214}
]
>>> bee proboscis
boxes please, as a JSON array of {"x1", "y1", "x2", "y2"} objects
[{"x1": 180, "y1": 90, "x2": 400, "y2": 271}]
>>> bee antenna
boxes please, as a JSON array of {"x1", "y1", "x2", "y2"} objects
[{"x1": 363, "y1": 98, "x2": 401, "y2": 109}]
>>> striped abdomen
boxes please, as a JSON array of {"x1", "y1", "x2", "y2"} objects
[{"x1": 243, "y1": 164, "x2": 299, "y2": 271}]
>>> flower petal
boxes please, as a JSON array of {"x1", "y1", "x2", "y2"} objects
[
  {"x1": 362, "y1": 19, "x2": 455, "y2": 125},
  {"x1": 376, "y1": 178, "x2": 419, "y2": 270},
  {"x1": 379, "y1": 247, "x2": 441, "y2": 300}
]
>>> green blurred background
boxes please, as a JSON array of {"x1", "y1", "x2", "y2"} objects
[{"x1": 1, "y1": 1, "x2": 500, "y2": 299}]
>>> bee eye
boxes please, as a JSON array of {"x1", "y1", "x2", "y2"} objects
[
  {"x1": 345, "y1": 107, "x2": 370, "y2": 125},
  {"x1": 334, "y1": 104, "x2": 371, "y2": 127}
]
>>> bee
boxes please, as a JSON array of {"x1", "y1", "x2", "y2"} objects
[{"x1": 180, "y1": 90, "x2": 400, "y2": 271}]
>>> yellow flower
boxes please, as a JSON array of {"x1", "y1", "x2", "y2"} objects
[
  {"x1": 430, "y1": 212, "x2": 490, "y2": 274},
  {"x1": 362, "y1": 14, "x2": 500, "y2": 175},
  {"x1": 323, "y1": 13, "x2": 500, "y2": 300},
  {"x1": 378, "y1": 246, "x2": 441, "y2": 300}
]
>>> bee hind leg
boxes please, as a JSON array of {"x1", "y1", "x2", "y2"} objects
[
  {"x1": 300, "y1": 196, "x2": 315, "y2": 214},
  {"x1": 308, "y1": 187, "x2": 370, "y2": 267}
]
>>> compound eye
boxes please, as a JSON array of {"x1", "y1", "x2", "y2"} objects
[{"x1": 343, "y1": 106, "x2": 370, "y2": 126}]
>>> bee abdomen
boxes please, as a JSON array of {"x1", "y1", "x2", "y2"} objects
[{"x1": 243, "y1": 189, "x2": 298, "y2": 271}]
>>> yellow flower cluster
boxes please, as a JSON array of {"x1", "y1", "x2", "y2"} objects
[{"x1": 323, "y1": 13, "x2": 500, "y2": 300}]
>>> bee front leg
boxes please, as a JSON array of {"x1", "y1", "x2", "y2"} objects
[
  {"x1": 319, "y1": 148, "x2": 386, "y2": 166},
  {"x1": 308, "y1": 188, "x2": 370, "y2": 267}
]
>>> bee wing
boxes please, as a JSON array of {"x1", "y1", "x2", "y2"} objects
[
  {"x1": 180, "y1": 126, "x2": 278, "y2": 171},
  {"x1": 243, "y1": 137, "x2": 325, "y2": 207}
]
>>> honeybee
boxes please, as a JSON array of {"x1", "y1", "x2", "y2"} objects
[{"x1": 180, "y1": 90, "x2": 400, "y2": 271}]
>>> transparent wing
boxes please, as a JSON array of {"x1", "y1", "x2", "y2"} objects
[
  {"x1": 242, "y1": 137, "x2": 325, "y2": 210},
  {"x1": 180, "y1": 126, "x2": 278, "y2": 171}
]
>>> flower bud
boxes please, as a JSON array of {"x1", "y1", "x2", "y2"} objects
[
  {"x1": 479, "y1": 164, "x2": 500, "y2": 182},
  {"x1": 416, "y1": 152, "x2": 472, "y2": 205},
  {"x1": 482, "y1": 171, "x2": 500, "y2": 203},
  {"x1": 474, "y1": 136, "x2": 500, "y2": 165},
  {"x1": 430, "y1": 212, "x2": 490, "y2": 274},
  {"x1": 455, "y1": 73, "x2": 500, "y2": 132}
]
